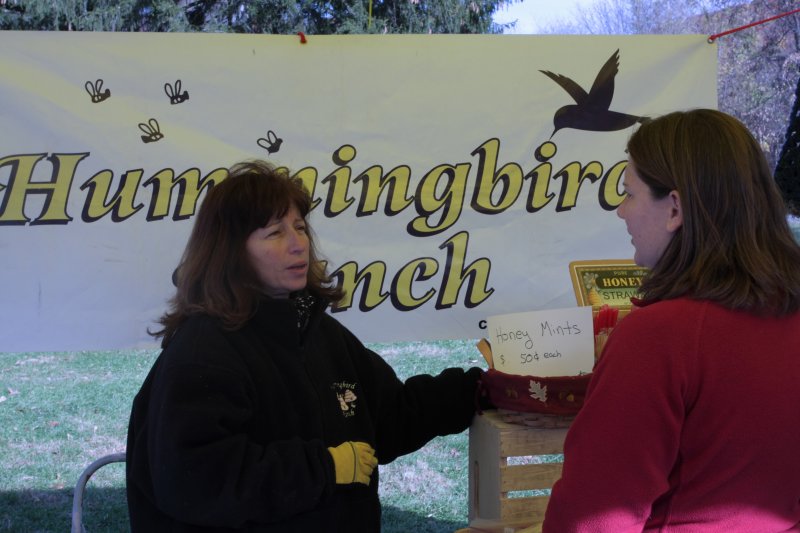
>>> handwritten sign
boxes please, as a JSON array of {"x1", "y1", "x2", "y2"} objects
[{"x1": 487, "y1": 307, "x2": 594, "y2": 377}]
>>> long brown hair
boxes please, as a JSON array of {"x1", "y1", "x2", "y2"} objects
[
  {"x1": 151, "y1": 160, "x2": 344, "y2": 346},
  {"x1": 628, "y1": 109, "x2": 800, "y2": 316}
]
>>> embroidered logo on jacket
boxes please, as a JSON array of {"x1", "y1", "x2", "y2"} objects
[{"x1": 331, "y1": 381, "x2": 358, "y2": 418}]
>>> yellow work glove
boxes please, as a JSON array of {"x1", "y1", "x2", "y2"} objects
[{"x1": 327, "y1": 441, "x2": 378, "y2": 485}]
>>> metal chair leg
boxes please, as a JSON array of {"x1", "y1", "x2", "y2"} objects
[{"x1": 70, "y1": 452, "x2": 126, "y2": 533}]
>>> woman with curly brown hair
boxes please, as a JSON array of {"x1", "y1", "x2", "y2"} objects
[{"x1": 126, "y1": 160, "x2": 485, "y2": 533}]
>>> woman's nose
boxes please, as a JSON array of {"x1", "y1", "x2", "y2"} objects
[
  {"x1": 616, "y1": 200, "x2": 627, "y2": 219},
  {"x1": 288, "y1": 229, "x2": 307, "y2": 251}
]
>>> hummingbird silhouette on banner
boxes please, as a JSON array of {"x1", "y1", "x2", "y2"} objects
[{"x1": 540, "y1": 49, "x2": 648, "y2": 137}]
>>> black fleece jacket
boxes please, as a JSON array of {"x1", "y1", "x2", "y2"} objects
[{"x1": 126, "y1": 296, "x2": 483, "y2": 532}]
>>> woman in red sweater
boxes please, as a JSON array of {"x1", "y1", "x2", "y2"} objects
[{"x1": 543, "y1": 109, "x2": 800, "y2": 532}]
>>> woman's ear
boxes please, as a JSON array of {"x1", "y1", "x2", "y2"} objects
[{"x1": 666, "y1": 190, "x2": 683, "y2": 233}]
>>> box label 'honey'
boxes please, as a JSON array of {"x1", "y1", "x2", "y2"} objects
[{"x1": 569, "y1": 259, "x2": 649, "y2": 309}]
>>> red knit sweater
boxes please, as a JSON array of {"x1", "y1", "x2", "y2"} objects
[{"x1": 543, "y1": 298, "x2": 800, "y2": 532}]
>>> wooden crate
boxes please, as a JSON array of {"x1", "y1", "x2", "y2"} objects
[{"x1": 468, "y1": 410, "x2": 568, "y2": 528}]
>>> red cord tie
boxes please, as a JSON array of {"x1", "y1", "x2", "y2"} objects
[{"x1": 708, "y1": 7, "x2": 800, "y2": 43}]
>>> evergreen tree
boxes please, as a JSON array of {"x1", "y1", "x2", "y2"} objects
[
  {"x1": 0, "y1": 0, "x2": 190, "y2": 31},
  {"x1": 0, "y1": 0, "x2": 514, "y2": 34}
]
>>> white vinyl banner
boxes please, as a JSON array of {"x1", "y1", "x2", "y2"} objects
[{"x1": 0, "y1": 32, "x2": 717, "y2": 352}]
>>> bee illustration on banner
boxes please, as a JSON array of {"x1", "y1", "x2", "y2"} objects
[
  {"x1": 164, "y1": 80, "x2": 189, "y2": 105},
  {"x1": 257, "y1": 130, "x2": 283, "y2": 154},
  {"x1": 85, "y1": 79, "x2": 111, "y2": 103},
  {"x1": 139, "y1": 118, "x2": 164, "y2": 143}
]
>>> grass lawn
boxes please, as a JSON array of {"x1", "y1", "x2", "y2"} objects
[{"x1": 0, "y1": 340, "x2": 483, "y2": 533}]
